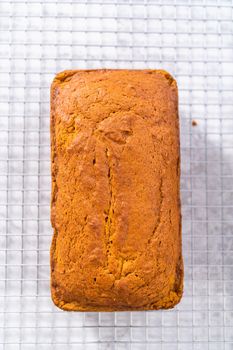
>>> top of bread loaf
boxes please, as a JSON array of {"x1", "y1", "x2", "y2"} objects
[{"x1": 50, "y1": 70, "x2": 183, "y2": 311}]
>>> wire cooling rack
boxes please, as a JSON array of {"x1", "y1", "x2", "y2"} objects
[{"x1": 0, "y1": 0, "x2": 233, "y2": 349}]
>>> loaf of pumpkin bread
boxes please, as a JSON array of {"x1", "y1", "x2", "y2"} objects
[{"x1": 50, "y1": 69, "x2": 183, "y2": 311}]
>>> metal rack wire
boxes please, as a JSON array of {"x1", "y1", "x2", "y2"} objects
[{"x1": 0, "y1": 0, "x2": 233, "y2": 349}]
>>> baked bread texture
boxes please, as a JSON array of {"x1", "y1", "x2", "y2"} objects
[{"x1": 50, "y1": 69, "x2": 183, "y2": 311}]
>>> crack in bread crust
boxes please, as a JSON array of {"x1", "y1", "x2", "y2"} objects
[{"x1": 104, "y1": 146, "x2": 114, "y2": 269}]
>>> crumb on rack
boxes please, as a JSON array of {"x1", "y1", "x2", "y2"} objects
[{"x1": 192, "y1": 120, "x2": 198, "y2": 127}]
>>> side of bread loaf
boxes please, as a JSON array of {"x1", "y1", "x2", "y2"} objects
[{"x1": 50, "y1": 69, "x2": 183, "y2": 311}]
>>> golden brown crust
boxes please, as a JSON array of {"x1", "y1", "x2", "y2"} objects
[{"x1": 50, "y1": 69, "x2": 183, "y2": 311}]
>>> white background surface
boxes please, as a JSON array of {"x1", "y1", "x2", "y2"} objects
[{"x1": 0, "y1": 0, "x2": 233, "y2": 349}]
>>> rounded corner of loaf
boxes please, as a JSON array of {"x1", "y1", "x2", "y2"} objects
[
  {"x1": 51, "y1": 70, "x2": 78, "y2": 87},
  {"x1": 156, "y1": 69, "x2": 178, "y2": 89},
  {"x1": 50, "y1": 288, "x2": 65, "y2": 311}
]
